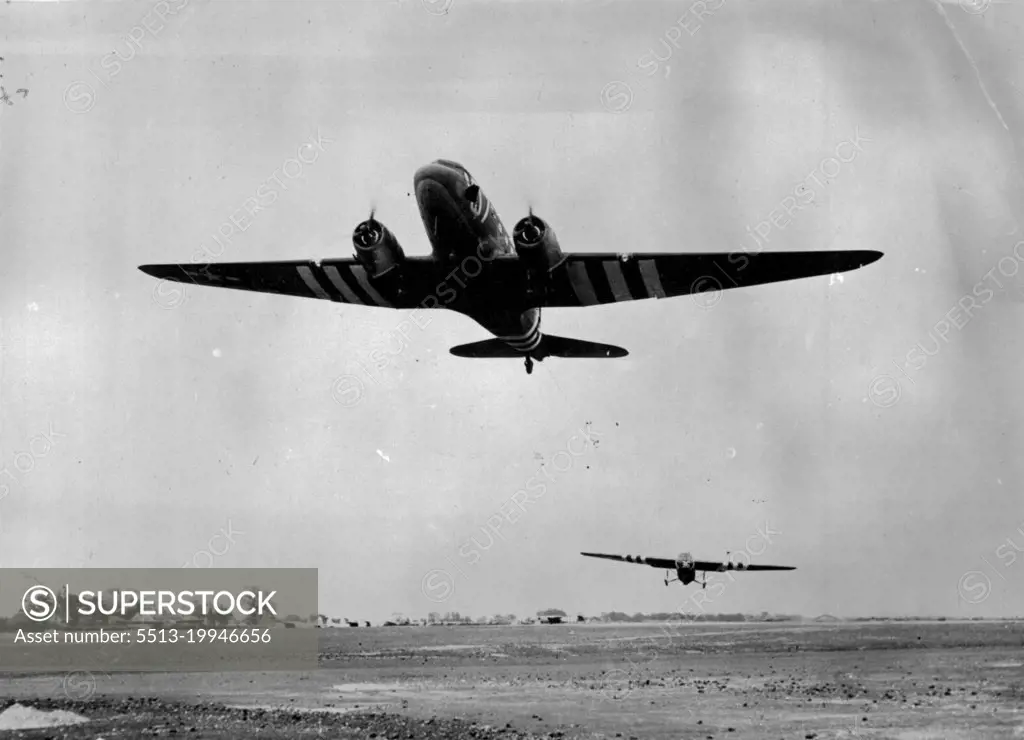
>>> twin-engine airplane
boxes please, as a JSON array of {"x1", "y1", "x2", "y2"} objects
[
  {"x1": 581, "y1": 551, "x2": 796, "y2": 589},
  {"x1": 139, "y1": 159, "x2": 883, "y2": 374}
]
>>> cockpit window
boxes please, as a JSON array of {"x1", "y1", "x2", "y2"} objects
[{"x1": 435, "y1": 159, "x2": 466, "y2": 175}]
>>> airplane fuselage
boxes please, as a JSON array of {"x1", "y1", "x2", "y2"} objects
[
  {"x1": 413, "y1": 160, "x2": 544, "y2": 357},
  {"x1": 674, "y1": 552, "x2": 697, "y2": 586},
  {"x1": 413, "y1": 159, "x2": 514, "y2": 264}
]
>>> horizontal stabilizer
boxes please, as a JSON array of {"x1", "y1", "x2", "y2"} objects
[
  {"x1": 541, "y1": 334, "x2": 628, "y2": 358},
  {"x1": 450, "y1": 334, "x2": 628, "y2": 359},
  {"x1": 450, "y1": 339, "x2": 525, "y2": 358}
]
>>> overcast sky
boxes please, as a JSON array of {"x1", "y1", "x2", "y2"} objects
[{"x1": 1, "y1": 0, "x2": 1023, "y2": 622}]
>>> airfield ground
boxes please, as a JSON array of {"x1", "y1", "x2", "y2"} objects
[{"x1": 1, "y1": 621, "x2": 1022, "y2": 739}]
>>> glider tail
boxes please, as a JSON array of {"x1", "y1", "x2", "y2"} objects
[{"x1": 449, "y1": 334, "x2": 628, "y2": 359}]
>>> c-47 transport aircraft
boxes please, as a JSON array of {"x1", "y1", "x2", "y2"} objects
[
  {"x1": 581, "y1": 551, "x2": 796, "y2": 589},
  {"x1": 139, "y1": 159, "x2": 883, "y2": 374}
]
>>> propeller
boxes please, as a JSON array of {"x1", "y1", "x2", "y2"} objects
[
  {"x1": 353, "y1": 206, "x2": 383, "y2": 248},
  {"x1": 516, "y1": 204, "x2": 544, "y2": 245}
]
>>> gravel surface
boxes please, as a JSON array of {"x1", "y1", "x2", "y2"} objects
[{"x1": 0, "y1": 697, "x2": 564, "y2": 740}]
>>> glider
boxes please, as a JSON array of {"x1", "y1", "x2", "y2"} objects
[{"x1": 581, "y1": 551, "x2": 796, "y2": 589}]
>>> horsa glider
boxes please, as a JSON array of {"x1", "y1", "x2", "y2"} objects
[
  {"x1": 139, "y1": 159, "x2": 883, "y2": 374},
  {"x1": 581, "y1": 551, "x2": 795, "y2": 589}
]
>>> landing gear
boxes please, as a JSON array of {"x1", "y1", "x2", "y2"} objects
[
  {"x1": 524, "y1": 356, "x2": 534, "y2": 375},
  {"x1": 666, "y1": 569, "x2": 708, "y2": 588}
]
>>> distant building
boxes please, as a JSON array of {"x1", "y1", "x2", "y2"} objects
[{"x1": 536, "y1": 608, "x2": 566, "y2": 624}]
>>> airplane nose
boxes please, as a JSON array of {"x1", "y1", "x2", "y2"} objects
[
  {"x1": 414, "y1": 161, "x2": 452, "y2": 184},
  {"x1": 413, "y1": 162, "x2": 468, "y2": 244},
  {"x1": 413, "y1": 160, "x2": 466, "y2": 196},
  {"x1": 413, "y1": 162, "x2": 443, "y2": 186}
]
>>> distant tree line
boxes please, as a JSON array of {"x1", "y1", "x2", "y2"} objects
[
  {"x1": 597, "y1": 611, "x2": 812, "y2": 623},
  {"x1": 6, "y1": 594, "x2": 1009, "y2": 631}
]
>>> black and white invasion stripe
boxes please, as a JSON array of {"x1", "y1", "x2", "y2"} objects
[
  {"x1": 549, "y1": 256, "x2": 668, "y2": 307},
  {"x1": 499, "y1": 307, "x2": 542, "y2": 354},
  {"x1": 297, "y1": 262, "x2": 394, "y2": 307},
  {"x1": 285, "y1": 257, "x2": 671, "y2": 309}
]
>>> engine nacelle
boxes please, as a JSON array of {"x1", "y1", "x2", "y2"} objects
[
  {"x1": 352, "y1": 218, "x2": 405, "y2": 279},
  {"x1": 513, "y1": 214, "x2": 567, "y2": 274}
]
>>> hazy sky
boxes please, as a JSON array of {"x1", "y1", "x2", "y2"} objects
[{"x1": 1, "y1": 0, "x2": 1023, "y2": 622}]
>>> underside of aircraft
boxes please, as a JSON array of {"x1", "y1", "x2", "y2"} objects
[
  {"x1": 581, "y1": 551, "x2": 796, "y2": 589},
  {"x1": 139, "y1": 159, "x2": 883, "y2": 374}
]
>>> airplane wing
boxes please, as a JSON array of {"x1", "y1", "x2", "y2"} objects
[
  {"x1": 580, "y1": 552, "x2": 677, "y2": 570},
  {"x1": 140, "y1": 249, "x2": 881, "y2": 310},
  {"x1": 138, "y1": 258, "x2": 443, "y2": 309},
  {"x1": 581, "y1": 552, "x2": 796, "y2": 572},
  {"x1": 535, "y1": 250, "x2": 882, "y2": 308},
  {"x1": 693, "y1": 560, "x2": 797, "y2": 572}
]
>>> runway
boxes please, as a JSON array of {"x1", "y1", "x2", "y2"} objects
[{"x1": 1, "y1": 620, "x2": 1022, "y2": 738}]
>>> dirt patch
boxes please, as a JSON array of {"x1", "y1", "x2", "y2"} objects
[{"x1": 0, "y1": 703, "x2": 90, "y2": 731}]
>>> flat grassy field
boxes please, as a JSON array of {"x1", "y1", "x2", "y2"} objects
[{"x1": 1, "y1": 620, "x2": 1022, "y2": 739}]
